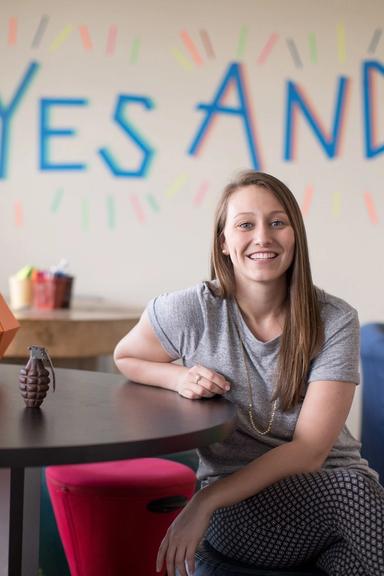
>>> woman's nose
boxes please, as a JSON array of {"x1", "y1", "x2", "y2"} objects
[{"x1": 253, "y1": 224, "x2": 272, "y2": 245}]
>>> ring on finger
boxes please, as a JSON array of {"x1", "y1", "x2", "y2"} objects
[{"x1": 195, "y1": 374, "x2": 202, "y2": 385}]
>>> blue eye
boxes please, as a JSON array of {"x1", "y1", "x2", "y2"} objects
[
  {"x1": 271, "y1": 220, "x2": 285, "y2": 228},
  {"x1": 238, "y1": 222, "x2": 254, "y2": 230}
]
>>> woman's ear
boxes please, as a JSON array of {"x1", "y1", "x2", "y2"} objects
[{"x1": 220, "y1": 235, "x2": 228, "y2": 255}]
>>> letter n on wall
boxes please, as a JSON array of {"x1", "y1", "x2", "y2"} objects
[{"x1": 284, "y1": 77, "x2": 350, "y2": 161}]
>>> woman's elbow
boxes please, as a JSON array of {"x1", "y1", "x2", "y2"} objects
[
  {"x1": 113, "y1": 340, "x2": 122, "y2": 358},
  {"x1": 292, "y1": 441, "x2": 328, "y2": 474},
  {"x1": 113, "y1": 341, "x2": 124, "y2": 364},
  {"x1": 305, "y1": 449, "x2": 329, "y2": 474},
  {"x1": 113, "y1": 340, "x2": 133, "y2": 372},
  {"x1": 304, "y1": 458, "x2": 324, "y2": 474}
]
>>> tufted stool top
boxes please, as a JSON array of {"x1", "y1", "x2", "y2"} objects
[{"x1": 46, "y1": 457, "x2": 196, "y2": 495}]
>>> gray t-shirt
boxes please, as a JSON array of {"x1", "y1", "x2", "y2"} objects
[{"x1": 147, "y1": 281, "x2": 378, "y2": 483}]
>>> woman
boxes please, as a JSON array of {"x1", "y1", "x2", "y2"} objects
[{"x1": 114, "y1": 171, "x2": 383, "y2": 576}]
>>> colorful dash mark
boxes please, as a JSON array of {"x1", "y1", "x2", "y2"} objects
[
  {"x1": 286, "y1": 38, "x2": 303, "y2": 68},
  {"x1": 130, "y1": 194, "x2": 145, "y2": 223},
  {"x1": 368, "y1": 28, "x2": 383, "y2": 54},
  {"x1": 337, "y1": 23, "x2": 346, "y2": 64},
  {"x1": 301, "y1": 184, "x2": 314, "y2": 217},
  {"x1": 257, "y1": 33, "x2": 279, "y2": 65},
  {"x1": 331, "y1": 191, "x2": 342, "y2": 217},
  {"x1": 15, "y1": 201, "x2": 23, "y2": 227},
  {"x1": 130, "y1": 38, "x2": 140, "y2": 64},
  {"x1": 146, "y1": 194, "x2": 160, "y2": 213},
  {"x1": 308, "y1": 32, "x2": 317, "y2": 64},
  {"x1": 8, "y1": 17, "x2": 17, "y2": 46},
  {"x1": 364, "y1": 192, "x2": 379, "y2": 224},
  {"x1": 172, "y1": 48, "x2": 193, "y2": 71},
  {"x1": 81, "y1": 198, "x2": 90, "y2": 231},
  {"x1": 107, "y1": 195, "x2": 116, "y2": 229},
  {"x1": 165, "y1": 174, "x2": 188, "y2": 198},
  {"x1": 51, "y1": 189, "x2": 64, "y2": 213},
  {"x1": 106, "y1": 25, "x2": 118, "y2": 56},
  {"x1": 193, "y1": 180, "x2": 209, "y2": 206},
  {"x1": 79, "y1": 25, "x2": 92, "y2": 50},
  {"x1": 200, "y1": 29, "x2": 215, "y2": 58},
  {"x1": 50, "y1": 24, "x2": 73, "y2": 52},
  {"x1": 237, "y1": 26, "x2": 247, "y2": 59},
  {"x1": 31, "y1": 15, "x2": 49, "y2": 49},
  {"x1": 180, "y1": 30, "x2": 203, "y2": 66}
]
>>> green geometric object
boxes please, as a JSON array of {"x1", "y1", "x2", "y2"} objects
[{"x1": 16, "y1": 265, "x2": 34, "y2": 279}]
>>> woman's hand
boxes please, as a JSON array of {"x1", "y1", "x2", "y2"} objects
[
  {"x1": 156, "y1": 491, "x2": 213, "y2": 576},
  {"x1": 176, "y1": 365, "x2": 230, "y2": 399}
]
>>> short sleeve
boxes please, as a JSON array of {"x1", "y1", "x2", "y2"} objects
[
  {"x1": 146, "y1": 284, "x2": 205, "y2": 360},
  {"x1": 308, "y1": 306, "x2": 360, "y2": 385}
]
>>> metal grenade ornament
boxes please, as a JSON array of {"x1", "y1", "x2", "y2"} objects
[{"x1": 19, "y1": 346, "x2": 56, "y2": 408}]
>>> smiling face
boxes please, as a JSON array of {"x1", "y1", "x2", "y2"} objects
[{"x1": 221, "y1": 185, "x2": 295, "y2": 291}]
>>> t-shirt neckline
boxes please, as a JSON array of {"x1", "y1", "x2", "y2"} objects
[{"x1": 230, "y1": 298, "x2": 281, "y2": 348}]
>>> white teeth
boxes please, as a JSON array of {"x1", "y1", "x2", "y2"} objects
[{"x1": 248, "y1": 252, "x2": 277, "y2": 260}]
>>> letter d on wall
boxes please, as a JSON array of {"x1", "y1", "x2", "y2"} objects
[{"x1": 363, "y1": 60, "x2": 384, "y2": 159}]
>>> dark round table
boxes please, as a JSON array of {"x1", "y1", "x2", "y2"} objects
[{"x1": 0, "y1": 364, "x2": 236, "y2": 576}]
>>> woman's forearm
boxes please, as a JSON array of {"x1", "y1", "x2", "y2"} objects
[
  {"x1": 114, "y1": 356, "x2": 186, "y2": 392},
  {"x1": 197, "y1": 439, "x2": 323, "y2": 514}
]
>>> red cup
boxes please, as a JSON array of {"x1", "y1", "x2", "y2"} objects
[{"x1": 33, "y1": 275, "x2": 74, "y2": 309}]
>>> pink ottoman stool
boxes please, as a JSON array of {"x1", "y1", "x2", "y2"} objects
[{"x1": 46, "y1": 458, "x2": 196, "y2": 576}]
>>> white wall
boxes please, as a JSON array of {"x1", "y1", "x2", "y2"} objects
[{"x1": 1, "y1": 0, "x2": 383, "y2": 435}]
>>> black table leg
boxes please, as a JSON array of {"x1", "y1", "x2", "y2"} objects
[{"x1": 9, "y1": 468, "x2": 41, "y2": 576}]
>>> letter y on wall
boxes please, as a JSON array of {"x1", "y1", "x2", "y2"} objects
[{"x1": 0, "y1": 61, "x2": 40, "y2": 179}]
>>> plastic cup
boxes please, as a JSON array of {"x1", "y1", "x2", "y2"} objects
[
  {"x1": 8, "y1": 276, "x2": 33, "y2": 310},
  {"x1": 32, "y1": 275, "x2": 74, "y2": 309}
]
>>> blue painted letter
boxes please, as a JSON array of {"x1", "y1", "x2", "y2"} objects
[
  {"x1": 363, "y1": 60, "x2": 384, "y2": 158},
  {"x1": 188, "y1": 62, "x2": 262, "y2": 170},
  {"x1": 98, "y1": 95, "x2": 155, "y2": 178},
  {"x1": 284, "y1": 77, "x2": 349, "y2": 160},
  {"x1": 40, "y1": 98, "x2": 88, "y2": 171},
  {"x1": 0, "y1": 61, "x2": 40, "y2": 179}
]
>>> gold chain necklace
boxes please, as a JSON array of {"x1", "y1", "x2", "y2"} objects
[{"x1": 232, "y1": 304, "x2": 278, "y2": 436}]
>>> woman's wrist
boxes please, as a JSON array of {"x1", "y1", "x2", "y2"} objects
[{"x1": 193, "y1": 482, "x2": 221, "y2": 515}]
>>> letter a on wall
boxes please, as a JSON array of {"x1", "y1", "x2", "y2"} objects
[{"x1": 188, "y1": 62, "x2": 262, "y2": 170}]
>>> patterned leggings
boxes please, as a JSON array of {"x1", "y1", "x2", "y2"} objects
[{"x1": 203, "y1": 469, "x2": 384, "y2": 576}]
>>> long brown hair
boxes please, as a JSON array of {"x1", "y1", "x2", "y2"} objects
[{"x1": 211, "y1": 171, "x2": 323, "y2": 411}]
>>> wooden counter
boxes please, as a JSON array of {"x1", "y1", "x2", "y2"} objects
[{"x1": 3, "y1": 300, "x2": 141, "y2": 368}]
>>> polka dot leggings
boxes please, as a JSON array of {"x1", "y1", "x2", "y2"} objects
[{"x1": 204, "y1": 469, "x2": 384, "y2": 575}]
